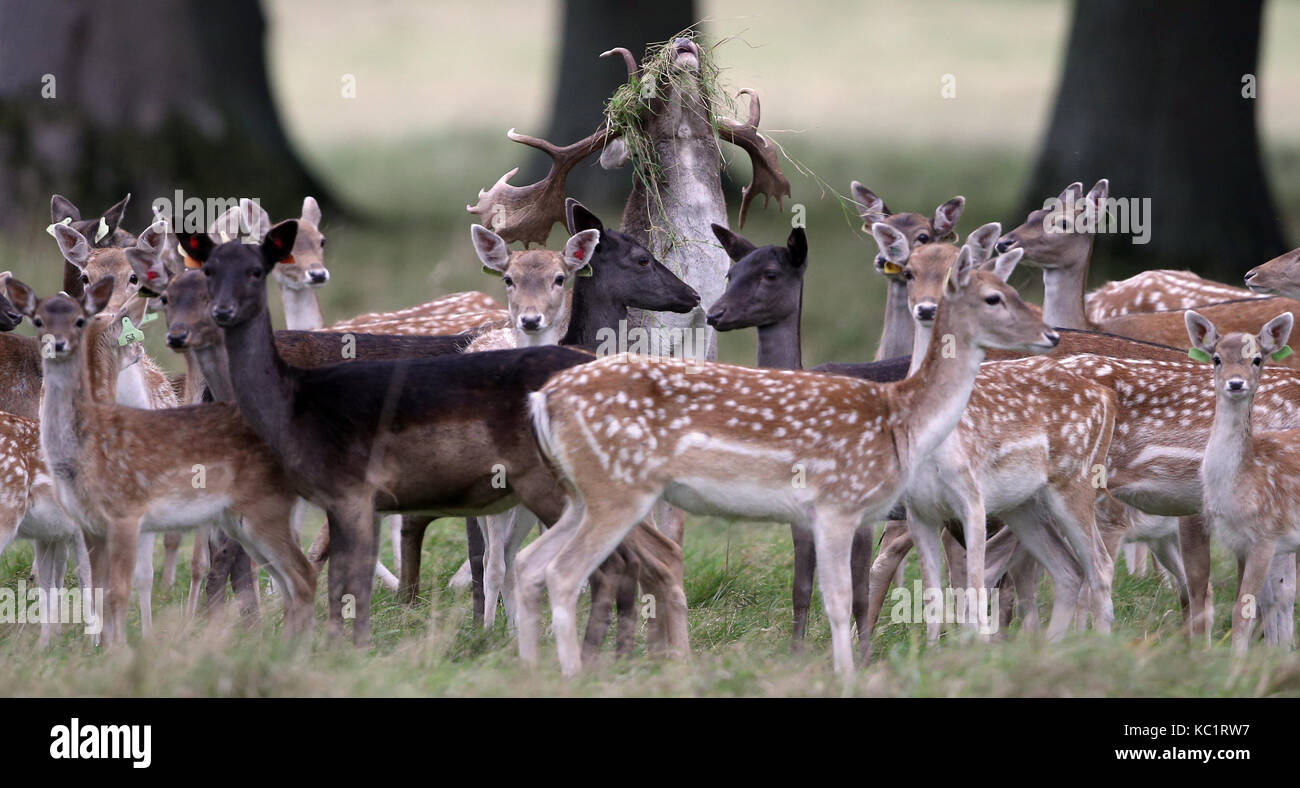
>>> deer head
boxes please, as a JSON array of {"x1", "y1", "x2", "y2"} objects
[
  {"x1": 50, "y1": 193, "x2": 135, "y2": 249},
  {"x1": 850, "y1": 182, "x2": 963, "y2": 279},
  {"x1": 53, "y1": 220, "x2": 169, "y2": 310},
  {"x1": 470, "y1": 223, "x2": 599, "y2": 346},
  {"x1": 0, "y1": 273, "x2": 23, "y2": 331},
  {"x1": 873, "y1": 221, "x2": 1004, "y2": 328},
  {"x1": 1244, "y1": 247, "x2": 1300, "y2": 298},
  {"x1": 705, "y1": 224, "x2": 806, "y2": 331},
  {"x1": 996, "y1": 179, "x2": 1109, "y2": 267},
  {"x1": 6, "y1": 275, "x2": 116, "y2": 360},
  {"x1": 1186, "y1": 310, "x2": 1295, "y2": 404},
  {"x1": 157, "y1": 269, "x2": 226, "y2": 352},
  {"x1": 179, "y1": 221, "x2": 299, "y2": 329}
]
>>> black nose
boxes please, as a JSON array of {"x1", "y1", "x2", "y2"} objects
[
  {"x1": 1243, "y1": 270, "x2": 1256, "y2": 281},
  {"x1": 211, "y1": 306, "x2": 235, "y2": 323},
  {"x1": 995, "y1": 239, "x2": 1015, "y2": 253},
  {"x1": 705, "y1": 309, "x2": 724, "y2": 327},
  {"x1": 53, "y1": 340, "x2": 67, "y2": 352},
  {"x1": 520, "y1": 315, "x2": 541, "y2": 331},
  {"x1": 309, "y1": 270, "x2": 328, "y2": 283},
  {"x1": 1044, "y1": 331, "x2": 1060, "y2": 347},
  {"x1": 3, "y1": 311, "x2": 19, "y2": 324},
  {"x1": 166, "y1": 331, "x2": 188, "y2": 349},
  {"x1": 915, "y1": 304, "x2": 937, "y2": 321},
  {"x1": 1228, "y1": 379, "x2": 1246, "y2": 391}
]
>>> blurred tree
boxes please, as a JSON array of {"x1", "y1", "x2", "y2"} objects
[
  {"x1": 0, "y1": 0, "x2": 334, "y2": 233},
  {"x1": 1023, "y1": 0, "x2": 1286, "y2": 280},
  {"x1": 533, "y1": 0, "x2": 696, "y2": 208}
]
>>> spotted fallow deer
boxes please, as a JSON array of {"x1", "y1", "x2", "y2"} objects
[
  {"x1": 518, "y1": 244, "x2": 1059, "y2": 676},
  {"x1": 6, "y1": 276, "x2": 316, "y2": 645},
  {"x1": 1244, "y1": 245, "x2": 1300, "y2": 299},
  {"x1": 188, "y1": 222, "x2": 688, "y2": 648},
  {"x1": 1186, "y1": 310, "x2": 1300, "y2": 652},
  {"x1": 848, "y1": 182, "x2": 965, "y2": 361}
]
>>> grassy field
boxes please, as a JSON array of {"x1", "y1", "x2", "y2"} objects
[{"x1": 3, "y1": 1, "x2": 1300, "y2": 696}]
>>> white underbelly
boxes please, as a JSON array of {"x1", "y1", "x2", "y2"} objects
[{"x1": 141, "y1": 495, "x2": 231, "y2": 532}]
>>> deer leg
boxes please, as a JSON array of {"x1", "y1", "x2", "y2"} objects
[
  {"x1": 581, "y1": 557, "x2": 620, "y2": 663},
  {"x1": 850, "y1": 522, "x2": 874, "y2": 659},
  {"x1": 865, "y1": 521, "x2": 913, "y2": 641},
  {"x1": 790, "y1": 521, "x2": 816, "y2": 651},
  {"x1": 652, "y1": 499, "x2": 686, "y2": 546},
  {"x1": 1146, "y1": 533, "x2": 1190, "y2": 614},
  {"x1": 499, "y1": 508, "x2": 535, "y2": 628},
  {"x1": 227, "y1": 504, "x2": 316, "y2": 639},
  {"x1": 813, "y1": 510, "x2": 861, "y2": 676},
  {"x1": 133, "y1": 533, "x2": 155, "y2": 638},
  {"x1": 1006, "y1": 548, "x2": 1041, "y2": 632},
  {"x1": 102, "y1": 521, "x2": 139, "y2": 646},
  {"x1": 627, "y1": 521, "x2": 688, "y2": 660},
  {"x1": 466, "y1": 517, "x2": 485, "y2": 622},
  {"x1": 514, "y1": 500, "x2": 586, "y2": 666},
  {"x1": 187, "y1": 526, "x2": 211, "y2": 617},
  {"x1": 1180, "y1": 515, "x2": 1214, "y2": 641},
  {"x1": 161, "y1": 531, "x2": 181, "y2": 588},
  {"x1": 943, "y1": 529, "x2": 968, "y2": 594},
  {"x1": 1047, "y1": 488, "x2": 1113, "y2": 633},
  {"x1": 613, "y1": 544, "x2": 641, "y2": 657},
  {"x1": 482, "y1": 510, "x2": 517, "y2": 628},
  {"x1": 33, "y1": 539, "x2": 68, "y2": 648},
  {"x1": 1233, "y1": 538, "x2": 1279, "y2": 653},
  {"x1": 306, "y1": 519, "x2": 330, "y2": 567},
  {"x1": 206, "y1": 531, "x2": 240, "y2": 612},
  {"x1": 544, "y1": 493, "x2": 658, "y2": 677},
  {"x1": 385, "y1": 513, "x2": 402, "y2": 576},
  {"x1": 1258, "y1": 552, "x2": 1296, "y2": 649},
  {"x1": 908, "y1": 519, "x2": 945, "y2": 644},
  {"x1": 397, "y1": 515, "x2": 433, "y2": 604}
]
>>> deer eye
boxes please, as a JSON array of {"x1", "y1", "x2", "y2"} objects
[
  {"x1": 902, "y1": 270, "x2": 914, "y2": 281},
  {"x1": 984, "y1": 294, "x2": 1003, "y2": 306},
  {"x1": 1213, "y1": 355, "x2": 1222, "y2": 366},
  {"x1": 79, "y1": 274, "x2": 89, "y2": 285},
  {"x1": 32, "y1": 318, "x2": 42, "y2": 328},
  {"x1": 503, "y1": 276, "x2": 514, "y2": 288},
  {"x1": 250, "y1": 268, "x2": 262, "y2": 279},
  {"x1": 554, "y1": 275, "x2": 566, "y2": 287},
  {"x1": 128, "y1": 273, "x2": 139, "y2": 285},
  {"x1": 916, "y1": 234, "x2": 930, "y2": 244},
  {"x1": 638, "y1": 256, "x2": 650, "y2": 267},
  {"x1": 1253, "y1": 356, "x2": 1263, "y2": 367},
  {"x1": 159, "y1": 295, "x2": 168, "y2": 305},
  {"x1": 764, "y1": 270, "x2": 779, "y2": 281},
  {"x1": 75, "y1": 317, "x2": 85, "y2": 328},
  {"x1": 319, "y1": 237, "x2": 326, "y2": 248}
]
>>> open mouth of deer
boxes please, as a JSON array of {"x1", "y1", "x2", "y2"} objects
[{"x1": 673, "y1": 39, "x2": 700, "y2": 70}]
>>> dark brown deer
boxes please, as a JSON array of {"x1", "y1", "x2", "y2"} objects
[{"x1": 187, "y1": 222, "x2": 688, "y2": 648}]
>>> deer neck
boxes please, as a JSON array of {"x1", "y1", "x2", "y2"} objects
[
  {"x1": 279, "y1": 282, "x2": 324, "y2": 331},
  {"x1": 562, "y1": 275, "x2": 619, "y2": 351},
  {"x1": 221, "y1": 307, "x2": 297, "y2": 453},
  {"x1": 181, "y1": 352, "x2": 207, "y2": 404},
  {"x1": 39, "y1": 341, "x2": 97, "y2": 483},
  {"x1": 189, "y1": 342, "x2": 236, "y2": 402},
  {"x1": 907, "y1": 320, "x2": 934, "y2": 377},
  {"x1": 876, "y1": 279, "x2": 915, "y2": 360},
  {"x1": 1040, "y1": 240, "x2": 1094, "y2": 330},
  {"x1": 756, "y1": 293, "x2": 803, "y2": 371},
  {"x1": 1204, "y1": 386, "x2": 1255, "y2": 490},
  {"x1": 892, "y1": 304, "x2": 986, "y2": 472}
]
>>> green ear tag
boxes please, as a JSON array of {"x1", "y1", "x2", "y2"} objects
[
  {"x1": 1271, "y1": 345, "x2": 1293, "y2": 362},
  {"x1": 578, "y1": 264, "x2": 594, "y2": 278},
  {"x1": 481, "y1": 265, "x2": 503, "y2": 278},
  {"x1": 45, "y1": 217, "x2": 72, "y2": 237},
  {"x1": 118, "y1": 317, "x2": 146, "y2": 346},
  {"x1": 1187, "y1": 347, "x2": 1213, "y2": 363}
]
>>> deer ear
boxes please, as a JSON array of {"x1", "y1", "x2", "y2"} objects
[
  {"x1": 1259, "y1": 312, "x2": 1294, "y2": 356},
  {"x1": 208, "y1": 204, "x2": 242, "y2": 243},
  {"x1": 1058, "y1": 181, "x2": 1084, "y2": 206},
  {"x1": 51, "y1": 194, "x2": 81, "y2": 224},
  {"x1": 786, "y1": 226, "x2": 808, "y2": 268},
  {"x1": 946, "y1": 246, "x2": 977, "y2": 296},
  {"x1": 176, "y1": 232, "x2": 216, "y2": 264},
  {"x1": 85, "y1": 275, "x2": 115, "y2": 316},
  {"x1": 470, "y1": 224, "x2": 510, "y2": 275},
  {"x1": 985, "y1": 248, "x2": 1023, "y2": 282},
  {"x1": 126, "y1": 226, "x2": 170, "y2": 295},
  {"x1": 5, "y1": 277, "x2": 37, "y2": 317},
  {"x1": 711, "y1": 224, "x2": 757, "y2": 262},
  {"x1": 243, "y1": 198, "x2": 272, "y2": 241},
  {"x1": 1184, "y1": 310, "x2": 1220, "y2": 354},
  {"x1": 870, "y1": 222, "x2": 910, "y2": 265},
  {"x1": 260, "y1": 221, "x2": 298, "y2": 270},
  {"x1": 963, "y1": 222, "x2": 1002, "y2": 262},
  {"x1": 565, "y1": 198, "x2": 604, "y2": 235},
  {"x1": 97, "y1": 193, "x2": 131, "y2": 245},
  {"x1": 563, "y1": 229, "x2": 600, "y2": 274},
  {"x1": 932, "y1": 196, "x2": 965, "y2": 238},
  {"x1": 850, "y1": 181, "x2": 889, "y2": 224},
  {"x1": 52, "y1": 224, "x2": 91, "y2": 270},
  {"x1": 300, "y1": 196, "x2": 322, "y2": 227},
  {"x1": 1084, "y1": 179, "x2": 1109, "y2": 215}
]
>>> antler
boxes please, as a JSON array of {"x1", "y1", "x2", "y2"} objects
[
  {"x1": 466, "y1": 48, "x2": 634, "y2": 246},
  {"x1": 716, "y1": 89, "x2": 792, "y2": 228}
]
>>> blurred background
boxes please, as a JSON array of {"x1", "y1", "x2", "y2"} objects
[{"x1": 2, "y1": 0, "x2": 1298, "y2": 369}]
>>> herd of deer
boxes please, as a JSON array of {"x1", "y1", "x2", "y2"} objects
[{"x1": 5, "y1": 38, "x2": 1300, "y2": 679}]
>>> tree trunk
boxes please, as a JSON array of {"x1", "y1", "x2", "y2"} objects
[
  {"x1": 533, "y1": 0, "x2": 696, "y2": 208},
  {"x1": 0, "y1": 0, "x2": 335, "y2": 234},
  {"x1": 1022, "y1": 0, "x2": 1286, "y2": 281}
]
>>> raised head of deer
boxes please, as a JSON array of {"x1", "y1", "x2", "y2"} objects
[
  {"x1": 872, "y1": 221, "x2": 1007, "y2": 374},
  {"x1": 49, "y1": 194, "x2": 135, "y2": 298},
  {"x1": 995, "y1": 180, "x2": 1108, "y2": 329},
  {"x1": 1186, "y1": 309, "x2": 1300, "y2": 652},
  {"x1": 1245, "y1": 246, "x2": 1300, "y2": 299},
  {"x1": 470, "y1": 224, "x2": 599, "y2": 347},
  {"x1": 706, "y1": 224, "x2": 807, "y2": 370},
  {"x1": 518, "y1": 243, "x2": 1058, "y2": 675}
]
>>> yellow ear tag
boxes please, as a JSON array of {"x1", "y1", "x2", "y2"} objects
[
  {"x1": 881, "y1": 261, "x2": 903, "y2": 275},
  {"x1": 942, "y1": 267, "x2": 952, "y2": 291}
]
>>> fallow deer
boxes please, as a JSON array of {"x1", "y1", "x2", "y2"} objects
[
  {"x1": 848, "y1": 182, "x2": 965, "y2": 361},
  {"x1": 49, "y1": 194, "x2": 135, "y2": 299},
  {"x1": 188, "y1": 222, "x2": 688, "y2": 649},
  {"x1": 6, "y1": 276, "x2": 317, "y2": 644},
  {"x1": 518, "y1": 244, "x2": 1059, "y2": 676},
  {"x1": 1244, "y1": 245, "x2": 1300, "y2": 299}
]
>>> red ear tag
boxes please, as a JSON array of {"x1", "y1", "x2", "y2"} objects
[
  {"x1": 189, "y1": 237, "x2": 200, "y2": 250},
  {"x1": 575, "y1": 249, "x2": 584, "y2": 260},
  {"x1": 146, "y1": 270, "x2": 158, "y2": 281}
]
